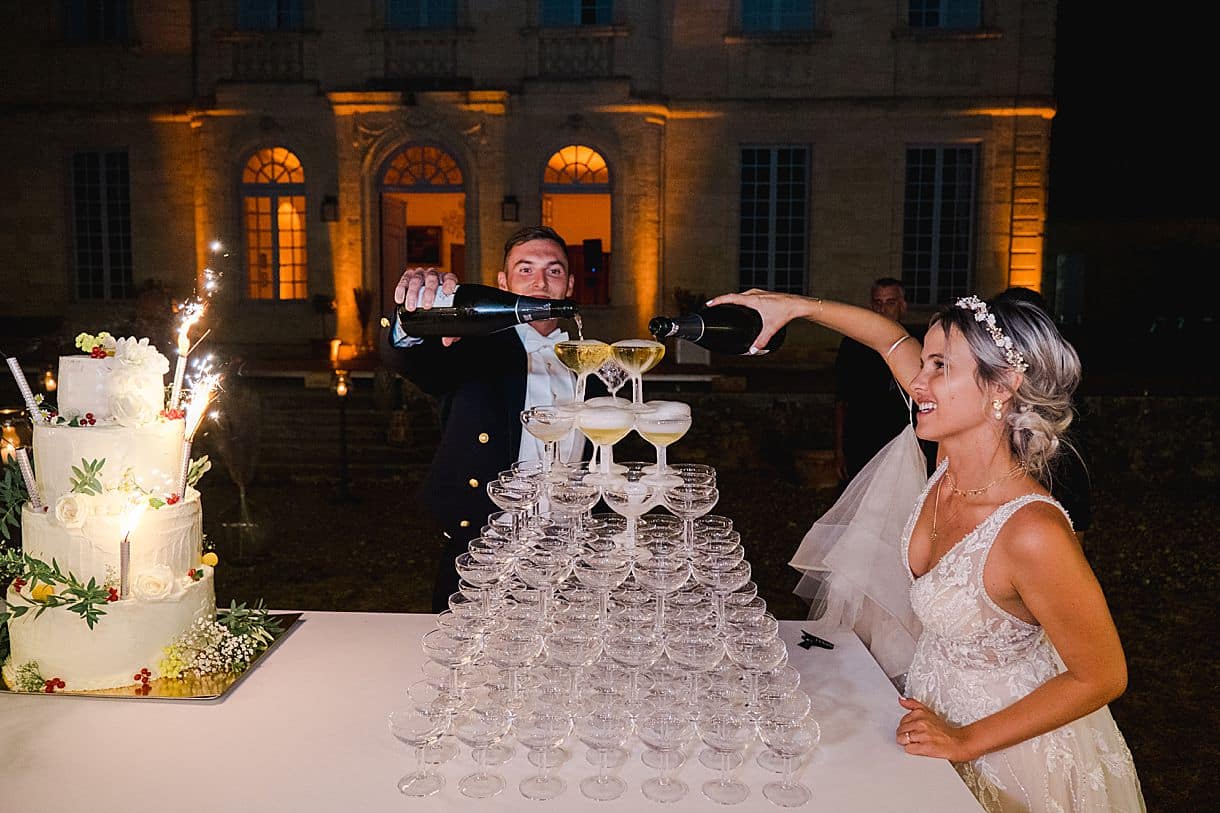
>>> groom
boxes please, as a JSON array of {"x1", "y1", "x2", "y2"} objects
[{"x1": 380, "y1": 226, "x2": 603, "y2": 610}]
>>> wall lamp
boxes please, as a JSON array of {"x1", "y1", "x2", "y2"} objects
[
  {"x1": 320, "y1": 195, "x2": 339, "y2": 222},
  {"x1": 500, "y1": 195, "x2": 520, "y2": 222}
]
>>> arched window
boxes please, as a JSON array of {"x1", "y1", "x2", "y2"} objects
[
  {"x1": 381, "y1": 145, "x2": 464, "y2": 190},
  {"x1": 542, "y1": 145, "x2": 612, "y2": 305},
  {"x1": 241, "y1": 147, "x2": 308, "y2": 300},
  {"x1": 543, "y1": 144, "x2": 609, "y2": 189}
]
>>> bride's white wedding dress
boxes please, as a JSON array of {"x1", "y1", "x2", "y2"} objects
[{"x1": 902, "y1": 461, "x2": 1145, "y2": 813}]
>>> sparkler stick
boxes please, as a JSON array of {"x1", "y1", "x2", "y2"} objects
[
  {"x1": 176, "y1": 374, "x2": 219, "y2": 496},
  {"x1": 118, "y1": 500, "x2": 148, "y2": 599},
  {"x1": 168, "y1": 303, "x2": 204, "y2": 411},
  {"x1": 5, "y1": 355, "x2": 45, "y2": 421},
  {"x1": 14, "y1": 447, "x2": 42, "y2": 508}
]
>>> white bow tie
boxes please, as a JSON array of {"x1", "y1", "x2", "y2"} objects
[{"x1": 520, "y1": 328, "x2": 568, "y2": 355}]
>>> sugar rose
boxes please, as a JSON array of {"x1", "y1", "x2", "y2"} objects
[
  {"x1": 132, "y1": 565, "x2": 175, "y2": 602},
  {"x1": 54, "y1": 494, "x2": 90, "y2": 529},
  {"x1": 110, "y1": 390, "x2": 157, "y2": 427}
]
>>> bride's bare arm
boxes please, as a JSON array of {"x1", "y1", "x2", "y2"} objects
[
  {"x1": 897, "y1": 503, "x2": 1129, "y2": 761},
  {"x1": 706, "y1": 289, "x2": 923, "y2": 398}
]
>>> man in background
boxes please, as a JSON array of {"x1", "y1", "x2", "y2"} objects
[{"x1": 833, "y1": 278, "x2": 914, "y2": 482}]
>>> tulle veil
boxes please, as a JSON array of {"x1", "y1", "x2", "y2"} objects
[{"x1": 789, "y1": 418, "x2": 928, "y2": 683}]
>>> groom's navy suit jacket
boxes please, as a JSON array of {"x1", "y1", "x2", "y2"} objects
[{"x1": 380, "y1": 325, "x2": 602, "y2": 545}]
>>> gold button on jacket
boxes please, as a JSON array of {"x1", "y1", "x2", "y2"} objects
[
  {"x1": 477, "y1": 432, "x2": 489, "y2": 444},
  {"x1": 468, "y1": 478, "x2": 479, "y2": 488}
]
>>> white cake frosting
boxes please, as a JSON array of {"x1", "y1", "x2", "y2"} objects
[
  {"x1": 21, "y1": 494, "x2": 202, "y2": 584},
  {"x1": 3, "y1": 570, "x2": 214, "y2": 691},
  {"x1": 32, "y1": 420, "x2": 185, "y2": 506},
  {"x1": 56, "y1": 349, "x2": 169, "y2": 424},
  {"x1": 3, "y1": 339, "x2": 216, "y2": 692}
]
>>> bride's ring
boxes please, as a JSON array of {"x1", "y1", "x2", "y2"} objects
[{"x1": 905, "y1": 732, "x2": 912, "y2": 745}]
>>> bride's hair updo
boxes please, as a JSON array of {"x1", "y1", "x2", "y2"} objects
[{"x1": 930, "y1": 296, "x2": 1082, "y2": 483}]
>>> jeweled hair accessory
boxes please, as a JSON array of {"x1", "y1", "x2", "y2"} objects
[{"x1": 956, "y1": 296, "x2": 1029, "y2": 373}]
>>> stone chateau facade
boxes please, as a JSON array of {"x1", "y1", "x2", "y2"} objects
[{"x1": 0, "y1": 1, "x2": 1056, "y2": 360}]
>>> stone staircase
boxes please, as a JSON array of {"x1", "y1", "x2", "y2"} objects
[{"x1": 196, "y1": 379, "x2": 439, "y2": 485}]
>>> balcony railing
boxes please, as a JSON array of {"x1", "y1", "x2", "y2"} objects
[
  {"x1": 532, "y1": 26, "x2": 627, "y2": 79},
  {"x1": 217, "y1": 31, "x2": 319, "y2": 82},
  {"x1": 382, "y1": 30, "x2": 465, "y2": 80}
]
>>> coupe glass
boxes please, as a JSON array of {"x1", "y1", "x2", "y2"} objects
[
  {"x1": 758, "y1": 717, "x2": 822, "y2": 807},
  {"x1": 514, "y1": 703, "x2": 575, "y2": 800},
  {"x1": 483, "y1": 627, "x2": 545, "y2": 705},
  {"x1": 544, "y1": 622, "x2": 603, "y2": 706},
  {"x1": 599, "y1": 470, "x2": 660, "y2": 549},
  {"x1": 692, "y1": 558, "x2": 751, "y2": 634},
  {"x1": 669, "y1": 462, "x2": 717, "y2": 487},
  {"x1": 547, "y1": 478, "x2": 601, "y2": 540},
  {"x1": 388, "y1": 708, "x2": 449, "y2": 797},
  {"x1": 555, "y1": 338, "x2": 612, "y2": 402},
  {"x1": 514, "y1": 549, "x2": 573, "y2": 622},
  {"x1": 725, "y1": 632, "x2": 788, "y2": 708},
  {"x1": 573, "y1": 552, "x2": 632, "y2": 623},
  {"x1": 521, "y1": 404, "x2": 577, "y2": 481},
  {"x1": 755, "y1": 690, "x2": 813, "y2": 772},
  {"x1": 603, "y1": 623, "x2": 664, "y2": 709},
  {"x1": 421, "y1": 628, "x2": 483, "y2": 695},
  {"x1": 486, "y1": 477, "x2": 540, "y2": 541},
  {"x1": 451, "y1": 705, "x2": 513, "y2": 798},
  {"x1": 635, "y1": 400, "x2": 692, "y2": 486},
  {"x1": 696, "y1": 702, "x2": 756, "y2": 805},
  {"x1": 611, "y1": 338, "x2": 666, "y2": 405},
  {"x1": 637, "y1": 708, "x2": 695, "y2": 803},
  {"x1": 575, "y1": 704, "x2": 635, "y2": 801},
  {"x1": 664, "y1": 626, "x2": 725, "y2": 705},
  {"x1": 663, "y1": 483, "x2": 719, "y2": 548},
  {"x1": 577, "y1": 402, "x2": 636, "y2": 487},
  {"x1": 631, "y1": 554, "x2": 691, "y2": 633},
  {"x1": 454, "y1": 553, "x2": 512, "y2": 616}
]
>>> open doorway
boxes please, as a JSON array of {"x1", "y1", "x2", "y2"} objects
[
  {"x1": 542, "y1": 145, "x2": 611, "y2": 306},
  {"x1": 378, "y1": 144, "x2": 466, "y2": 314}
]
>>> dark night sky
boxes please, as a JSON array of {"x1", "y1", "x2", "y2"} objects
[{"x1": 1048, "y1": 7, "x2": 1215, "y2": 222}]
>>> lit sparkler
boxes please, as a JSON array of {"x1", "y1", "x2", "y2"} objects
[{"x1": 118, "y1": 498, "x2": 149, "y2": 599}]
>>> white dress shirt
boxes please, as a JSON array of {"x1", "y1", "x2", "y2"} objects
[{"x1": 514, "y1": 323, "x2": 579, "y2": 464}]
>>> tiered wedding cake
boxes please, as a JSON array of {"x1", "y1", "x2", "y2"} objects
[{"x1": 2, "y1": 337, "x2": 216, "y2": 692}]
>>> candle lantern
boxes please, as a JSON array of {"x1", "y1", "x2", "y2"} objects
[
  {"x1": 43, "y1": 367, "x2": 57, "y2": 392},
  {"x1": 0, "y1": 408, "x2": 33, "y2": 464}
]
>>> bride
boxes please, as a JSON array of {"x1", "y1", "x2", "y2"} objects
[{"x1": 707, "y1": 289, "x2": 1145, "y2": 812}]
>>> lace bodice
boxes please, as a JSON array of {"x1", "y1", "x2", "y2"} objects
[{"x1": 902, "y1": 461, "x2": 1144, "y2": 813}]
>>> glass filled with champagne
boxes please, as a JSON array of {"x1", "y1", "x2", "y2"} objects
[
  {"x1": 610, "y1": 339, "x2": 666, "y2": 405},
  {"x1": 555, "y1": 339, "x2": 612, "y2": 402},
  {"x1": 634, "y1": 401, "x2": 692, "y2": 486},
  {"x1": 576, "y1": 403, "x2": 636, "y2": 486}
]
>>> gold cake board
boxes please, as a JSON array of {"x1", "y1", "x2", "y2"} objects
[{"x1": 0, "y1": 611, "x2": 303, "y2": 701}]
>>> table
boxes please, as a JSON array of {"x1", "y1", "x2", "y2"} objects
[{"x1": 0, "y1": 613, "x2": 983, "y2": 811}]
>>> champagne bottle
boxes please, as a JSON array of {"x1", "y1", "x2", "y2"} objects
[
  {"x1": 395, "y1": 283, "x2": 579, "y2": 337},
  {"x1": 648, "y1": 303, "x2": 786, "y2": 355}
]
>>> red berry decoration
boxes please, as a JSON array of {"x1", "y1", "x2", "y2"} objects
[
  {"x1": 106, "y1": 587, "x2": 119, "y2": 602},
  {"x1": 166, "y1": 494, "x2": 181, "y2": 505}
]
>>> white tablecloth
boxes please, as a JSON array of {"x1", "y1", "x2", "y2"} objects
[{"x1": 0, "y1": 612, "x2": 982, "y2": 811}]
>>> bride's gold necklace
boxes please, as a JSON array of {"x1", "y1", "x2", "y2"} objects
[
  {"x1": 943, "y1": 464, "x2": 1025, "y2": 498},
  {"x1": 930, "y1": 464, "x2": 1025, "y2": 545}
]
